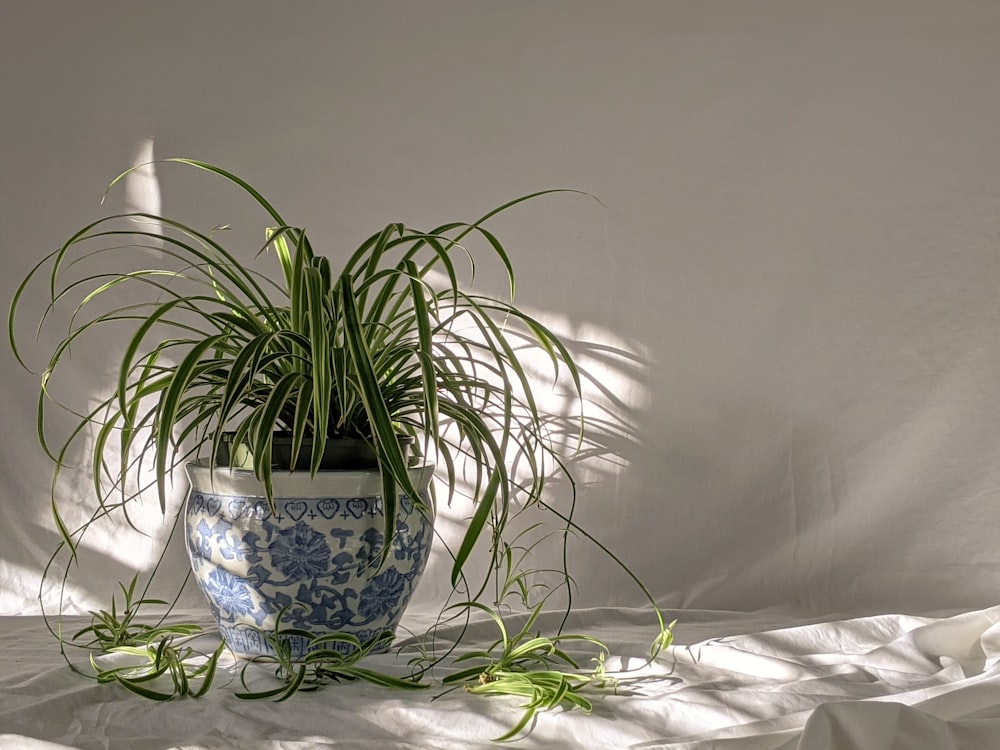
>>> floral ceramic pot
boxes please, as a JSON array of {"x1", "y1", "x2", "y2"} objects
[{"x1": 184, "y1": 461, "x2": 434, "y2": 659}]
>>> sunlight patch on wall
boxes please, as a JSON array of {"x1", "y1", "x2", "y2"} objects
[
  {"x1": 31, "y1": 138, "x2": 184, "y2": 613},
  {"x1": 0, "y1": 560, "x2": 43, "y2": 615},
  {"x1": 124, "y1": 136, "x2": 162, "y2": 239},
  {"x1": 45, "y1": 396, "x2": 190, "y2": 611},
  {"x1": 515, "y1": 306, "x2": 652, "y2": 477},
  {"x1": 410, "y1": 274, "x2": 651, "y2": 606}
]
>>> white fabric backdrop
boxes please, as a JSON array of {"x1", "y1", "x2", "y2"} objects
[
  {"x1": 5, "y1": 0, "x2": 1000, "y2": 622},
  {"x1": 4, "y1": 1, "x2": 1000, "y2": 747}
]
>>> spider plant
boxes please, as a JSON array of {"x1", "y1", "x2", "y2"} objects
[
  {"x1": 9, "y1": 158, "x2": 581, "y2": 590},
  {"x1": 8, "y1": 159, "x2": 676, "y2": 737}
]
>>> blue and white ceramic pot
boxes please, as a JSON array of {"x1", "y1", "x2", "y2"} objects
[{"x1": 184, "y1": 462, "x2": 435, "y2": 659}]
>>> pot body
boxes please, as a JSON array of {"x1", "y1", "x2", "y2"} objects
[{"x1": 184, "y1": 462, "x2": 434, "y2": 659}]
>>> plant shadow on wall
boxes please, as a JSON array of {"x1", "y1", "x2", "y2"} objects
[{"x1": 7, "y1": 159, "x2": 673, "y2": 741}]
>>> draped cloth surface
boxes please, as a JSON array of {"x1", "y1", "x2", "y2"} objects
[{"x1": 4, "y1": 607, "x2": 1000, "y2": 749}]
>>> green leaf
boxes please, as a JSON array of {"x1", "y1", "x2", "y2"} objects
[
  {"x1": 451, "y1": 466, "x2": 503, "y2": 588},
  {"x1": 114, "y1": 674, "x2": 176, "y2": 701},
  {"x1": 340, "y1": 667, "x2": 427, "y2": 689}
]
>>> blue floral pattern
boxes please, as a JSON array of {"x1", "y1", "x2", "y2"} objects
[
  {"x1": 357, "y1": 568, "x2": 406, "y2": 622},
  {"x1": 185, "y1": 476, "x2": 433, "y2": 659},
  {"x1": 204, "y1": 567, "x2": 260, "y2": 623},
  {"x1": 269, "y1": 523, "x2": 331, "y2": 580}
]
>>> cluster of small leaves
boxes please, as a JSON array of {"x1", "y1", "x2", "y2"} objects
[
  {"x1": 441, "y1": 602, "x2": 617, "y2": 742},
  {"x1": 451, "y1": 611, "x2": 675, "y2": 741},
  {"x1": 76, "y1": 576, "x2": 224, "y2": 699},
  {"x1": 234, "y1": 608, "x2": 426, "y2": 701},
  {"x1": 72, "y1": 576, "x2": 172, "y2": 650},
  {"x1": 90, "y1": 638, "x2": 224, "y2": 700}
]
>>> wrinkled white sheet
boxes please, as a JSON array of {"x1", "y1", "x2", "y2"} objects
[{"x1": 4, "y1": 606, "x2": 1000, "y2": 749}]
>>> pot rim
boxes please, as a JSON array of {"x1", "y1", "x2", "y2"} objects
[{"x1": 185, "y1": 461, "x2": 435, "y2": 500}]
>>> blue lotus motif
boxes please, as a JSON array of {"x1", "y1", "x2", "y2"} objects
[
  {"x1": 269, "y1": 522, "x2": 332, "y2": 580},
  {"x1": 205, "y1": 567, "x2": 257, "y2": 621},
  {"x1": 357, "y1": 567, "x2": 406, "y2": 622}
]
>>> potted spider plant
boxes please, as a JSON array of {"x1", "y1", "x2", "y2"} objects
[
  {"x1": 8, "y1": 158, "x2": 588, "y2": 657},
  {"x1": 9, "y1": 159, "x2": 673, "y2": 734}
]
